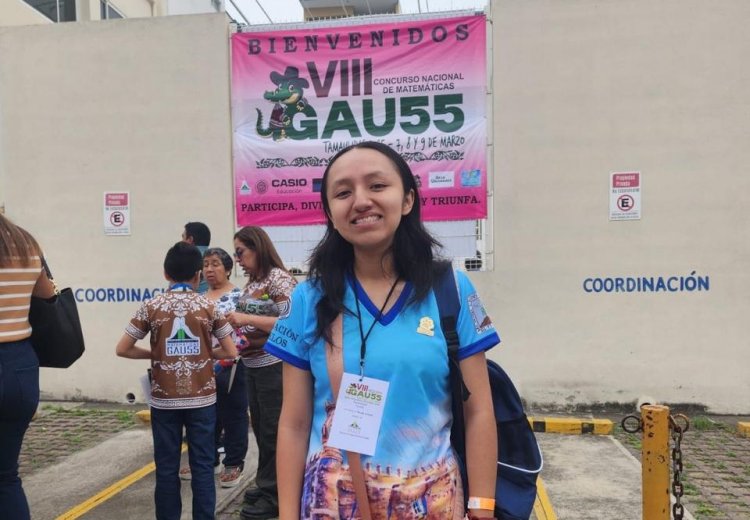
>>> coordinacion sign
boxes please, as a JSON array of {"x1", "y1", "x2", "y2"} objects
[
  {"x1": 609, "y1": 172, "x2": 641, "y2": 221},
  {"x1": 103, "y1": 191, "x2": 131, "y2": 235},
  {"x1": 231, "y1": 15, "x2": 488, "y2": 226}
]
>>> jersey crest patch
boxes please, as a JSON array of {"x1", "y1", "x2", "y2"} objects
[
  {"x1": 467, "y1": 293, "x2": 493, "y2": 334},
  {"x1": 165, "y1": 317, "x2": 201, "y2": 356}
]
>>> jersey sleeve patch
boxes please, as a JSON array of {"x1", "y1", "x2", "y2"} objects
[{"x1": 467, "y1": 293, "x2": 493, "y2": 334}]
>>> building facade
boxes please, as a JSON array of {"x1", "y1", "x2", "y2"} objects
[
  {"x1": 1, "y1": 2, "x2": 749, "y2": 412},
  {"x1": 0, "y1": 0, "x2": 223, "y2": 26},
  {"x1": 300, "y1": 0, "x2": 399, "y2": 20}
]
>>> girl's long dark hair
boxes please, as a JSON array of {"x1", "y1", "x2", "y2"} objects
[{"x1": 307, "y1": 141, "x2": 444, "y2": 344}]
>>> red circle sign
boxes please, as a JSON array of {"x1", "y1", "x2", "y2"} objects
[
  {"x1": 617, "y1": 194, "x2": 634, "y2": 212},
  {"x1": 110, "y1": 211, "x2": 125, "y2": 226}
]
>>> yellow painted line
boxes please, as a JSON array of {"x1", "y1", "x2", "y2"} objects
[
  {"x1": 738, "y1": 422, "x2": 750, "y2": 438},
  {"x1": 528, "y1": 416, "x2": 613, "y2": 435},
  {"x1": 55, "y1": 444, "x2": 186, "y2": 520},
  {"x1": 533, "y1": 476, "x2": 558, "y2": 520}
]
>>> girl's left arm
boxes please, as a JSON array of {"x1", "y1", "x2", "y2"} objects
[{"x1": 460, "y1": 351, "x2": 497, "y2": 518}]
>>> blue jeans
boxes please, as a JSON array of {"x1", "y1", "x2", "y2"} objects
[
  {"x1": 0, "y1": 339, "x2": 39, "y2": 520},
  {"x1": 215, "y1": 362, "x2": 248, "y2": 468},
  {"x1": 151, "y1": 404, "x2": 216, "y2": 520}
]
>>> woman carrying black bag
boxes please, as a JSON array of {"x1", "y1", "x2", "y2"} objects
[{"x1": 0, "y1": 212, "x2": 56, "y2": 520}]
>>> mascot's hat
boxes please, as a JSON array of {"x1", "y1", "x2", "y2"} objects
[{"x1": 270, "y1": 66, "x2": 310, "y2": 90}]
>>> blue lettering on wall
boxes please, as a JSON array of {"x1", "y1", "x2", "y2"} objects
[
  {"x1": 74, "y1": 287, "x2": 165, "y2": 303},
  {"x1": 582, "y1": 271, "x2": 709, "y2": 294}
]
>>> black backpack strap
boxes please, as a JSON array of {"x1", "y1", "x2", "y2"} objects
[
  {"x1": 433, "y1": 263, "x2": 471, "y2": 501},
  {"x1": 433, "y1": 264, "x2": 471, "y2": 402}
]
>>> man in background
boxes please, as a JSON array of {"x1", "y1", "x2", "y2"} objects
[{"x1": 182, "y1": 222, "x2": 211, "y2": 294}]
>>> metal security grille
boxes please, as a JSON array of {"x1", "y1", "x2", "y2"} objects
[{"x1": 264, "y1": 219, "x2": 489, "y2": 274}]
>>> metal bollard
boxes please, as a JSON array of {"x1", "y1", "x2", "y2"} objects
[{"x1": 641, "y1": 404, "x2": 671, "y2": 520}]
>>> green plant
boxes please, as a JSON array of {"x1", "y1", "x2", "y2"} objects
[
  {"x1": 616, "y1": 429, "x2": 642, "y2": 452},
  {"x1": 62, "y1": 431, "x2": 84, "y2": 444},
  {"x1": 45, "y1": 406, "x2": 104, "y2": 417},
  {"x1": 694, "y1": 501, "x2": 720, "y2": 517},
  {"x1": 690, "y1": 416, "x2": 723, "y2": 431},
  {"x1": 683, "y1": 480, "x2": 699, "y2": 496},
  {"x1": 115, "y1": 410, "x2": 136, "y2": 425},
  {"x1": 690, "y1": 416, "x2": 712, "y2": 430}
]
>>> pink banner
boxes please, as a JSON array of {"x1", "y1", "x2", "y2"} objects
[{"x1": 231, "y1": 15, "x2": 487, "y2": 226}]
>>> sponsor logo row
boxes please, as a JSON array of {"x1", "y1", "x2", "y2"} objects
[{"x1": 239, "y1": 169, "x2": 482, "y2": 196}]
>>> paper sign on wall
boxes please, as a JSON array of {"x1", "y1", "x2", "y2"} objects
[
  {"x1": 104, "y1": 191, "x2": 131, "y2": 235},
  {"x1": 609, "y1": 172, "x2": 641, "y2": 221}
]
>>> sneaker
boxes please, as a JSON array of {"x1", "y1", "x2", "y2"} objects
[
  {"x1": 219, "y1": 465, "x2": 243, "y2": 488},
  {"x1": 179, "y1": 464, "x2": 221, "y2": 480}
]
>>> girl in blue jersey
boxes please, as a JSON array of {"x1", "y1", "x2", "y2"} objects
[{"x1": 267, "y1": 142, "x2": 499, "y2": 520}]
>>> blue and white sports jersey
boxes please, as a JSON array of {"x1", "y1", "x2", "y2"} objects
[{"x1": 266, "y1": 270, "x2": 499, "y2": 484}]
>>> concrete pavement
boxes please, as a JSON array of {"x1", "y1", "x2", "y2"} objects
[
  {"x1": 20, "y1": 405, "x2": 750, "y2": 519},
  {"x1": 535, "y1": 434, "x2": 647, "y2": 519},
  {"x1": 24, "y1": 426, "x2": 258, "y2": 520}
]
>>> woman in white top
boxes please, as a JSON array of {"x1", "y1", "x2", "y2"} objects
[{"x1": 0, "y1": 213, "x2": 56, "y2": 520}]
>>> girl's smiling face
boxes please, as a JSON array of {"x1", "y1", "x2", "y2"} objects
[{"x1": 325, "y1": 147, "x2": 414, "y2": 255}]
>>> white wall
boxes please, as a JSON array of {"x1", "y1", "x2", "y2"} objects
[
  {"x1": 1, "y1": 3, "x2": 749, "y2": 412},
  {"x1": 0, "y1": 13, "x2": 235, "y2": 403},
  {"x1": 485, "y1": 0, "x2": 750, "y2": 413}
]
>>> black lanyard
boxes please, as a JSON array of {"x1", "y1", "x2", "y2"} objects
[{"x1": 353, "y1": 277, "x2": 399, "y2": 380}]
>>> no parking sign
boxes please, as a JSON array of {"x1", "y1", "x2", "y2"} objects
[
  {"x1": 609, "y1": 172, "x2": 641, "y2": 221},
  {"x1": 103, "y1": 191, "x2": 131, "y2": 235}
]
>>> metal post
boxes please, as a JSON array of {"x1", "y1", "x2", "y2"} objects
[{"x1": 641, "y1": 404, "x2": 671, "y2": 520}]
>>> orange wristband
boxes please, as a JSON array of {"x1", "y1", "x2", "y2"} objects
[{"x1": 467, "y1": 496, "x2": 496, "y2": 511}]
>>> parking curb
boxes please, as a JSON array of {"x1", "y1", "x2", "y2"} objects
[
  {"x1": 738, "y1": 421, "x2": 750, "y2": 438},
  {"x1": 528, "y1": 417, "x2": 613, "y2": 435}
]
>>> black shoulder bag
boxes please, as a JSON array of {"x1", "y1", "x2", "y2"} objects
[{"x1": 29, "y1": 257, "x2": 85, "y2": 368}]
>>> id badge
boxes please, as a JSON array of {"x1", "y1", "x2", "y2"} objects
[{"x1": 327, "y1": 373, "x2": 390, "y2": 456}]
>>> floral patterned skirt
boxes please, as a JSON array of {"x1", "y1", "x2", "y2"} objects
[{"x1": 301, "y1": 447, "x2": 463, "y2": 520}]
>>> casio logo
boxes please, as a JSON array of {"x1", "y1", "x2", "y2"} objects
[{"x1": 272, "y1": 179, "x2": 308, "y2": 188}]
